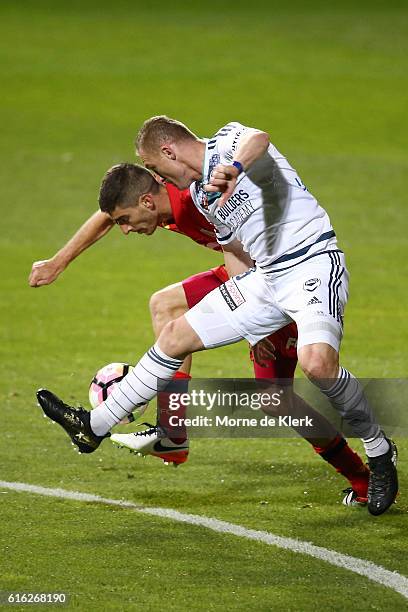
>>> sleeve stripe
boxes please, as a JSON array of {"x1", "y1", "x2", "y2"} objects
[{"x1": 216, "y1": 232, "x2": 233, "y2": 243}]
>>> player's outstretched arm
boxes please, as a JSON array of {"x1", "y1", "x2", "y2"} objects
[
  {"x1": 205, "y1": 129, "x2": 269, "y2": 205},
  {"x1": 29, "y1": 210, "x2": 114, "y2": 287}
]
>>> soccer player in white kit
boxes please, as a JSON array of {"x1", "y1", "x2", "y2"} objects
[{"x1": 37, "y1": 117, "x2": 398, "y2": 515}]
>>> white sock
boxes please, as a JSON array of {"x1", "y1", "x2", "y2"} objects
[
  {"x1": 90, "y1": 344, "x2": 183, "y2": 436},
  {"x1": 322, "y1": 367, "x2": 382, "y2": 441},
  {"x1": 323, "y1": 367, "x2": 390, "y2": 456},
  {"x1": 363, "y1": 432, "x2": 390, "y2": 458}
]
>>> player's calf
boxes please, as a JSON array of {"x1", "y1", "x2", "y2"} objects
[
  {"x1": 312, "y1": 435, "x2": 369, "y2": 500},
  {"x1": 149, "y1": 283, "x2": 189, "y2": 336}
]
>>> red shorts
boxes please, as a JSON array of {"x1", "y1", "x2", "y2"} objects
[
  {"x1": 182, "y1": 265, "x2": 228, "y2": 309},
  {"x1": 182, "y1": 267, "x2": 298, "y2": 379}
]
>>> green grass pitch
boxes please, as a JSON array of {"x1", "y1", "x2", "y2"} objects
[{"x1": 1, "y1": 1, "x2": 407, "y2": 609}]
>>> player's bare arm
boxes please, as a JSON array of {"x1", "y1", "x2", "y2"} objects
[
  {"x1": 222, "y1": 239, "x2": 253, "y2": 278},
  {"x1": 29, "y1": 211, "x2": 114, "y2": 287},
  {"x1": 205, "y1": 129, "x2": 269, "y2": 205}
]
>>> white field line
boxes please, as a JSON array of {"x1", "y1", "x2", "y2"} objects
[{"x1": 1, "y1": 480, "x2": 407, "y2": 600}]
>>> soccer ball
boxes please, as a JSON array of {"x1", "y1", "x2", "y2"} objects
[{"x1": 89, "y1": 362, "x2": 148, "y2": 421}]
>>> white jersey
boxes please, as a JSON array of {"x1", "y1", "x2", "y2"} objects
[{"x1": 189, "y1": 122, "x2": 338, "y2": 272}]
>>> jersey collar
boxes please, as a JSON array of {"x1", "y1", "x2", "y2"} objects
[{"x1": 201, "y1": 138, "x2": 211, "y2": 184}]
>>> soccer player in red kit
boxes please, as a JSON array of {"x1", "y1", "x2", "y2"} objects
[{"x1": 30, "y1": 164, "x2": 369, "y2": 506}]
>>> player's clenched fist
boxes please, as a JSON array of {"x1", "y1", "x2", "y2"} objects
[
  {"x1": 29, "y1": 258, "x2": 66, "y2": 287},
  {"x1": 251, "y1": 337, "x2": 277, "y2": 365},
  {"x1": 204, "y1": 163, "x2": 240, "y2": 206}
]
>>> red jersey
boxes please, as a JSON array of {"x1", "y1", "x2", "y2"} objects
[
  {"x1": 162, "y1": 184, "x2": 298, "y2": 363},
  {"x1": 162, "y1": 184, "x2": 221, "y2": 252},
  {"x1": 162, "y1": 185, "x2": 229, "y2": 283}
]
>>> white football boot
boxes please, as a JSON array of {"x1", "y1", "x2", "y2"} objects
[{"x1": 111, "y1": 423, "x2": 189, "y2": 466}]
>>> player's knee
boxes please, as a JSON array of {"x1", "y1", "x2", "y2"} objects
[
  {"x1": 159, "y1": 319, "x2": 187, "y2": 358},
  {"x1": 298, "y1": 345, "x2": 339, "y2": 380},
  {"x1": 159, "y1": 317, "x2": 202, "y2": 359},
  {"x1": 149, "y1": 285, "x2": 187, "y2": 329},
  {"x1": 149, "y1": 290, "x2": 174, "y2": 325}
]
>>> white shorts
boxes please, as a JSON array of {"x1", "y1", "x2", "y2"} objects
[{"x1": 185, "y1": 251, "x2": 349, "y2": 352}]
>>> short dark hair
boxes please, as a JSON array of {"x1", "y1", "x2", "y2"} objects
[
  {"x1": 99, "y1": 163, "x2": 160, "y2": 214},
  {"x1": 135, "y1": 115, "x2": 197, "y2": 154}
]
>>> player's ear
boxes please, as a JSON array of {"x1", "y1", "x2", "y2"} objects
[
  {"x1": 161, "y1": 144, "x2": 176, "y2": 160},
  {"x1": 140, "y1": 193, "x2": 155, "y2": 210}
]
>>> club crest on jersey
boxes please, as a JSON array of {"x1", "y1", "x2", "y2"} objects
[
  {"x1": 303, "y1": 278, "x2": 321, "y2": 292},
  {"x1": 219, "y1": 279, "x2": 246, "y2": 311},
  {"x1": 194, "y1": 183, "x2": 209, "y2": 210},
  {"x1": 208, "y1": 153, "x2": 220, "y2": 182}
]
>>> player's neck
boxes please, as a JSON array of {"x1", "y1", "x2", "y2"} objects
[
  {"x1": 179, "y1": 139, "x2": 206, "y2": 180},
  {"x1": 156, "y1": 185, "x2": 174, "y2": 224}
]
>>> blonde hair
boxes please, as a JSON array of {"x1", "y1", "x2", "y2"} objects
[{"x1": 135, "y1": 115, "x2": 197, "y2": 153}]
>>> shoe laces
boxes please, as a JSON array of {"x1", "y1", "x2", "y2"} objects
[
  {"x1": 369, "y1": 452, "x2": 395, "y2": 475},
  {"x1": 63, "y1": 406, "x2": 86, "y2": 427},
  {"x1": 134, "y1": 423, "x2": 161, "y2": 437},
  {"x1": 368, "y1": 463, "x2": 396, "y2": 500},
  {"x1": 369, "y1": 482, "x2": 387, "y2": 500}
]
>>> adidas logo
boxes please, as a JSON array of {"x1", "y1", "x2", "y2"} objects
[{"x1": 307, "y1": 296, "x2": 322, "y2": 305}]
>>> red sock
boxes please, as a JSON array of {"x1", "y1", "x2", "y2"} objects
[
  {"x1": 313, "y1": 435, "x2": 369, "y2": 498},
  {"x1": 158, "y1": 372, "x2": 190, "y2": 444},
  {"x1": 250, "y1": 350, "x2": 297, "y2": 380}
]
